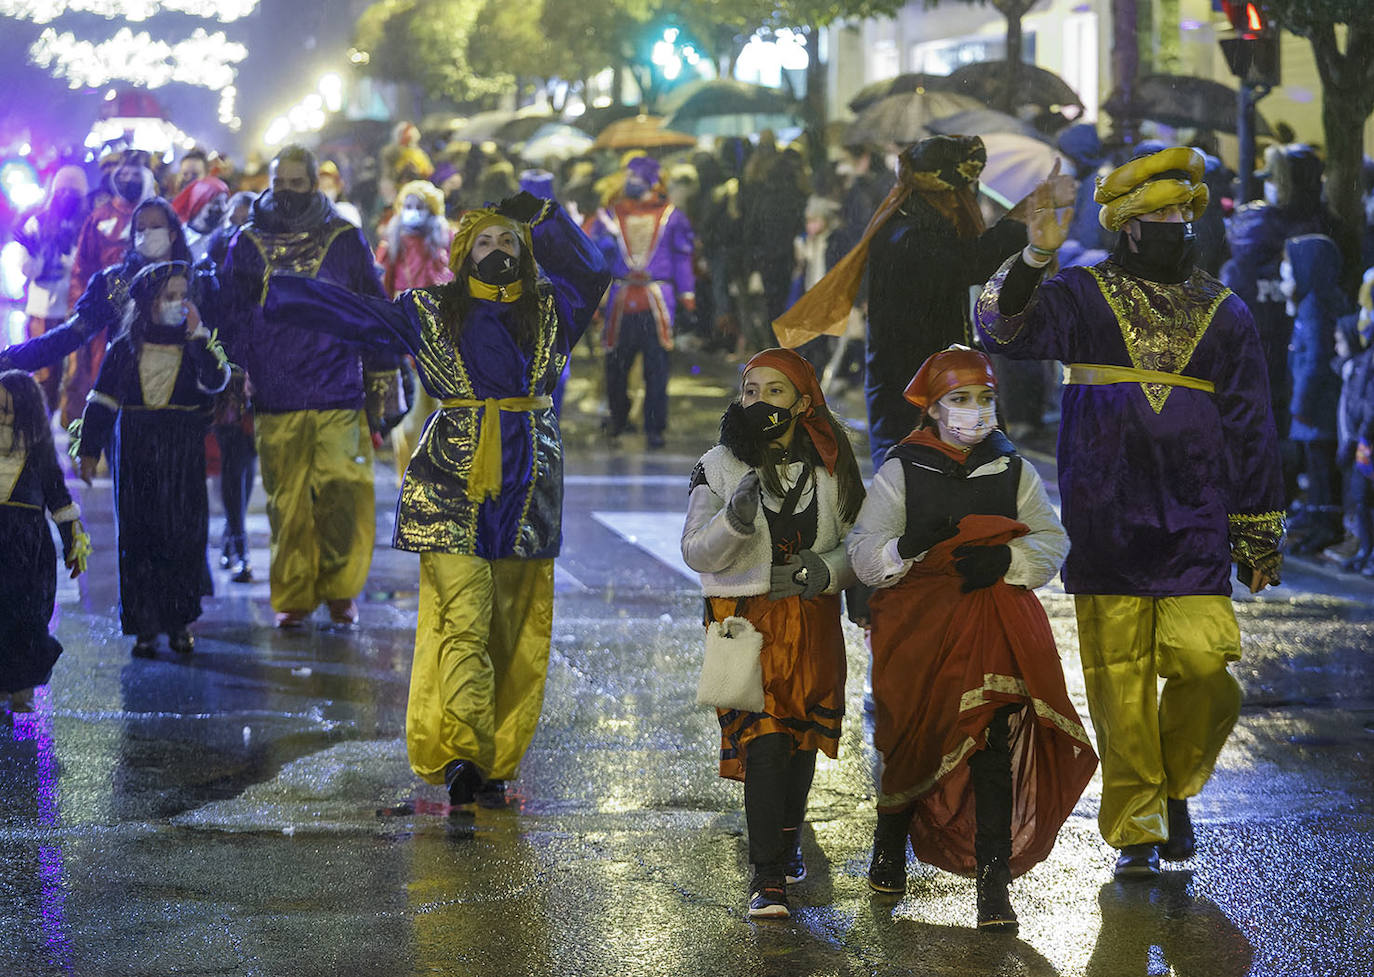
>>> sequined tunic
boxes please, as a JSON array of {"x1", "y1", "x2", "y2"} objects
[
  {"x1": 975, "y1": 257, "x2": 1285, "y2": 597},
  {"x1": 266, "y1": 206, "x2": 611, "y2": 558}
]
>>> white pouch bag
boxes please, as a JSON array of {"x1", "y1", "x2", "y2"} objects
[{"x1": 696, "y1": 615, "x2": 765, "y2": 712}]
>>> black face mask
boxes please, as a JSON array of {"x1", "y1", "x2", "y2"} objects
[
  {"x1": 273, "y1": 189, "x2": 313, "y2": 220},
  {"x1": 115, "y1": 177, "x2": 143, "y2": 203},
  {"x1": 473, "y1": 248, "x2": 521, "y2": 286},
  {"x1": 742, "y1": 397, "x2": 798, "y2": 443},
  {"x1": 193, "y1": 199, "x2": 226, "y2": 232},
  {"x1": 1113, "y1": 221, "x2": 1197, "y2": 284},
  {"x1": 143, "y1": 323, "x2": 186, "y2": 345}
]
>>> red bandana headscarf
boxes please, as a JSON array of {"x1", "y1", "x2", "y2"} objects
[{"x1": 742, "y1": 348, "x2": 840, "y2": 474}]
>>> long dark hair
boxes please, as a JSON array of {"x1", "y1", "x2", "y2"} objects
[
  {"x1": 127, "y1": 197, "x2": 193, "y2": 265},
  {"x1": 437, "y1": 247, "x2": 543, "y2": 353},
  {"x1": 119, "y1": 264, "x2": 190, "y2": 356},
  {"x1": 0, "y1": 370, "x2": 53, "y2": 454}
]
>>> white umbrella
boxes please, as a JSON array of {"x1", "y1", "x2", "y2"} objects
[
  {"x1": 976, "y1": 132, "x2": 1073, "y2": 210},
  {"x1": 518, "y1": 123, "x2": 595, "y2": 163}
]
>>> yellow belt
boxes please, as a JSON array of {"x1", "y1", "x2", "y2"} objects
[
  {"x1": 1064, "y1": 363, "x2": 1215, "y2": 394},
  {"x1": 440, "y1": 395, "x2": 554, "y2": 501}
]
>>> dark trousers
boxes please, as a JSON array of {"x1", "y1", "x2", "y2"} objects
[
  {"x1": 1297, "y1": 439, "x2": 1341, "y2": 522},
  {"x1": 968, "y1": 704, "x2": 1018, "y2": 866},
  {"x1": 743, "y1": 732, "x2": 817, "y2": 872},
  {"x1": 215, "y1": 423, "x2": 257, "y2": 557},
  {"x1": 1350, "y1": 469, "x2": 1373, "y2": 557},
  {"x1": 605, "y1": 311, "x2": 670, "y2": 437}
]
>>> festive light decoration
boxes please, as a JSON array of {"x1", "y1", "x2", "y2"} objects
[
  {"x1": 0, "y1": 0, "x2": 259, "y2": 24},
  {"x1": 29, "y1": 26, "x2": 247, "y2": 90}
]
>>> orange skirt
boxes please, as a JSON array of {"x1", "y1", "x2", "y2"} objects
[
  {"x1": 869, "y1": 514, "x2": 1097, "y2": 878},
  {"x1": 707, "y1": 592, "x2": 846, "y2": 782}
]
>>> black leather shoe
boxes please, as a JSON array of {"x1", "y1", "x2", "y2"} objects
[
  {"x1": 444, "y1": 759, "x2": 483, "y2": 806},
  {"x1": 867, "y1": 825, "x2": 907, "y2": 894},
  {"x1": 1161, "y1": 797, "x2": 1196, "y2": 861},
  {"x1": 131, "y1": 636, "x2": 157, "y2": 659},
  {"x1": 976, "y1": 858, "x2": 1019, "y2": 934},
  {"x1": 169, "y1": 629, "x2": 194, "y2": 655},
  {"x1": 1114, "y1": 843, "x2": 1161, "y2": 880},
  {"x1": 474, "y1": 779, "x2": 507, "y2": 809}
]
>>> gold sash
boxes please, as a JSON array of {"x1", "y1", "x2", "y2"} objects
[
  {"x1": 1063, "y1": 363, "x2": 1215, "y2": 394},
  {"x1": 440, "y1": 395, "x2": 554, "y2": 501}
]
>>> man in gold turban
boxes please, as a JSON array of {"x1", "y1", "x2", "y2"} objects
[{"x1": 975, "y1": 146, "x2": 1286, "y2": 880}]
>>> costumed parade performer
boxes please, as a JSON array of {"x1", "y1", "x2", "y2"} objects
[
  {"x1": 266, "y1": 191, "x2": 611, "y2": 807},
  {"x1": 974, "y1": 146, "x2": 1286, "y2": 879},
  {"x1": 847, "y1": 346, "x2": 1096, "y2": 932},
  {"x1": 592, "y1": 155, "x2": 695, "y2": 449},
  {"x1": 75, "y1": 262, "x2": 230, "y2": 657},
  {"x1": 219, "y1": 145, "x2": 399, "y2": 629},
  {"x1": 681, "y1": 348, "x2": 863, "y2": 920},
  {"x1": 773, "y1": 135, "x2": 1075, "y2": 469},
  {"x1": 0, "y1": 371, "x2": 90, "y2": 711}
]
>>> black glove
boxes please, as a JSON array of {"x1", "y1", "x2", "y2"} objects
[
  {"x1": 897, "y1": 515, "x2": 957, "y2": 560},
  {"x1": 495, "y1": 191, "x2": 546, "y2": 224},
  {"x1": 769, "y1": 550, "x2": 830, "y2": 600},
  {"x1": 724, "y1": 470, "x2": 760, "y2": 533},
  {"x1": 952, "y1": 543, "x2": 1012, "y2": 592}
]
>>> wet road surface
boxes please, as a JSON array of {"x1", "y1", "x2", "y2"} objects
[{"x1": 3, "y1": 350, "x2": 1372, "y2": 976}]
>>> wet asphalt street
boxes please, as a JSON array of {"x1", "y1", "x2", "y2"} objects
[{"x1": 2, "y1": 348, "x2": 1372, "y2": 977}]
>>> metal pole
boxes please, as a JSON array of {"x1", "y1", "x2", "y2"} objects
[{"x1": 1236, "y1": 81, "x2": 1255, "y2": 205}]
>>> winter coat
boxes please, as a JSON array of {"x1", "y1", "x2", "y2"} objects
[{"x1": 1286, "y1": 235, "x2": 1350, "y2": 442}]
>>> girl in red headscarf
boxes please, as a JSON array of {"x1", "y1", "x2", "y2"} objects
[
  {"x1": 681, "y1": 347, "x2": 865, "y2": 921},
  {"x1": 846, "y1": 345, "x2": 1096, "y2": 934}
]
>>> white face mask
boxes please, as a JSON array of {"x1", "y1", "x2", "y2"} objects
[
  {"x1": 135, "y1": 227, "x2": 172, "y2": 260},
  {"x1": 941, "y1": 403, "x2": 998, "y2": 444},
  {"x1": 400, "y1": 205, "x2": 428, "y2": 229},
  {"x1": 154, "y1": 298, "x2": 187, "y2": 327}
]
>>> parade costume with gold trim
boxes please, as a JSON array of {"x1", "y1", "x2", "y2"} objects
[
  {"x1": 219, "y1": 189, "x2": 393, "y2": 614},
  {"x1": 267, "y1": 201, "x2": 611, "y2": 784},
  {"x1": 848, "y1": 426, "x2": 1096, "y2": 879},
  {"x1": 974, "y1": 148, "x2": 1286, "y2": 851}
]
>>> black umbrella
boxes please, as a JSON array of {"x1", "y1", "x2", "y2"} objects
[
  {"x1": 564, "y1": 103, "x2": 641, "y2": 137},
  {"x1": 657, "y1": 79, "x2": 796, "y2": 122},
  {"x1": 847, "y1": 73, "x2": 956, "y2": 113},
  {"x1": 843, "y1": 90, "x2": 986, "y2": 147},
  {"x1": 946, "y1": 62, "x2": 1084, "y2": 114},
  {"x1": 1103, "y1": 74, "x2": 1274, "y2": 137}
]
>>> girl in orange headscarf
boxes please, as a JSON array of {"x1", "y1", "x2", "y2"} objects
[
  {"x1": 681, "y1": 347, "x2": 865, "y2": 921},
  {"x1": 846, "y1": 345, "x2": 1096, "y2": 934}
]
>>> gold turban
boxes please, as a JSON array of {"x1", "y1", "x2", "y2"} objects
[
  {"x1": 1095, "y1": 147, "x2": 1209, "y2": 231},
  {"x1": 448, "y1": 209, "x2": 532, "y2": 274}
]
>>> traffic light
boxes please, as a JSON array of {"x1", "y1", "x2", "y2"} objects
[{"x1": 1219, "y1": 2, "x2": 1280, "y2": 87}]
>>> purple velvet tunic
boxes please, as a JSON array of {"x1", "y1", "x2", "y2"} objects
[
  {"x1": 975, "y1": 257, "x2": 1285, "y2": 597},
  {"x1": 265, "y1": 205, "x2": 611, "y2": 560}
]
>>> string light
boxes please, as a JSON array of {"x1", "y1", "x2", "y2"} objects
[
  {"x1": 0, "y1": 0, "x2": 259, "y2": 24},
  {"x1": 29, "y1": 26, "x2": 247, "y2": 90}
]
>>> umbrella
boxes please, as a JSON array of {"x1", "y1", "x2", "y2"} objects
[
  {"x1": 848, "y1": 73, "x2": 956, "y2": 113},
  {"x1": 1102, "y1": 74, "x2": 1274, "y2": 137},
  {"x1": 842, "y1": 91, "x2": 986, "y2": 147},
  {"x1": 975, "y1": 132, "x2": 1073, "y2": 210},
  {"x1": 517, "y1": 122, "x2": 595, "y2": 162},
  {"x1": 945, "y1": 62, "x2": 1084, "y2": 114},
  {"x1": 564, "y1": 103, "x2": 641, "y2": 136},
  {"x1": 453, "y1": 108, "x2": 555, "y2": 146},
  {"x1": 593, "y1": 115, "x2": 698, "y2": 151},
  {"x1": 926, "y1": 108, "x2": 1051, "y2": 144},
  {"x1": 660, "y1": 79, "x2": 802, "y2": 137}
]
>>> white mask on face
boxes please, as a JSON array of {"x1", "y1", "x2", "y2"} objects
[
  {"x1": 154, "y1": 298, "x2": 187, "y2": 327},
  {"x1": 135, "y1": 227, "x2": 172, "y2": 260},
  {"x1": 942, "y1": 403, "x2": 998, "y2": 444}
]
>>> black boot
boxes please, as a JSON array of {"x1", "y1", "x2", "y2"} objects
[
  {"x1": 1161, "y1": 797, "x2": 1196, "y2": 861},
  {"x1": 444, "y1": 759, "x2": 483, "y2": 806},
  {"x1": 868, "y1": 810, "x2": 909, "y2": 894},
  {"x1": 975, "y1": 858, "x2": 1018, "y2": 934},
  {"x1": 1114, "y1": 843, "x2": 1161, "y2": 879}
]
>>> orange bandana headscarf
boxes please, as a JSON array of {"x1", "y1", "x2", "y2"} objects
[
  {"x1": 742, "y1": 348, "x2": 840, "y2": 474},
  {"x1": 772, "y1": 135, "x2": 987, "y2": 349}
]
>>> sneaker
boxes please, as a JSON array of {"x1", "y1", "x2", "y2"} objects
[
  {"x1": 326, "y1": 598, "x2": 358, "y2": 626},
  {"x1": 1113, "y1": 843, "x2": 1161, "y2": 880},
  {"x1": 169, "y1": 629, "x2": 195, "y2": 655},
  {"x1": 230, "y1": 560, "x2": 254, "y2": 584},
  {"x1": 131, "y1": 635, "x2": 158, "y2": 658},
  {"x1": 275, "y1": 610, "x2": 310, "y2": 630},
  {"x1": 747, "y1": 876, "x2": 790, "y2": 920},
  {"x1": 781, "y1": 827, "x2": 806, "y2": 884},
  {"x1": 1160, "y1": 797, "x2": 1196, "y2": 861}
]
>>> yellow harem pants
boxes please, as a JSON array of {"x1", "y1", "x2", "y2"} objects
[
  {"x1": 407, "y1": 553, "x2": 555, "y2": 784},
  {"x1": 1074, "y1": 595, "x2": 1242, "y2": 848},
  {"x1": 255, "y1": 409, "x2": 376, "y2": 613}
]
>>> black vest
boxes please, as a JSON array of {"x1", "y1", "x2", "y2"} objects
[{"x1": 889, "y1": 431, "x2": 1022, "y2": 527}]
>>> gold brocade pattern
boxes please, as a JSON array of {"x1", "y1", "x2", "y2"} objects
[
  {"x1": 1228, "y1": 510, "x2": 1287, "y2": 580},
  {"x1": 245, "y1": 224, "x2": 353, "y2": 303},
  {"x1": 975, "y1": 255, "x2": 1049, "y2": 346},
  {"x1": 103, "y1": 272, "x2": 132, "y2": 314},
  {"x1": 1086, "y1": 264, "x2": 1230, "y2": 413}
]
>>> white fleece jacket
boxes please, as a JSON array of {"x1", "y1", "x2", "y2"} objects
[{"x1": 681, "y1": 444, "x2": 856, "y2": 598}]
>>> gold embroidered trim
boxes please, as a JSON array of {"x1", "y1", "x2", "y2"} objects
[
  {"x1": 1229, "y1": 509, "x2": 1286, "y2": 579},
  {"x1": 975, "y1": 255, "x2": 1044, "y2": 346},
  {"x1": 1086, "y1": 264, "x2": 1230, "y2": 414}
]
